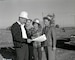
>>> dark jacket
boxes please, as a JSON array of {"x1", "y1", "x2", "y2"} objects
[{"x1": 11, "y1": 22, "x2": 27, "y2": 48}]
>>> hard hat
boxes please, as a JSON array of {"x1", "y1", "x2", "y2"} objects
[
  {"x1": 32, "y1": 18, "x2": 40, "y2": 25},
  {"x1": 43, "y1": 17, "x2": 51, "y2": 21},
  {"x1": 47, "y1": 13, "x2": 55, "y2": 20},
  {"x1": 47, "y1": 15, "x2": 53, "y2": 20},
  {"x1": 34, "y1": 18, "x2": 40, "y2": 23},
  {"x1": 19, "y1": 11, "x2": 29, "y2": 19}
]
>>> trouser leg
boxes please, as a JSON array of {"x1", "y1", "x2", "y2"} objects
[
  {"x1": 16, "y1": 44, "x2": 28, "y2": 60},
  {"x1": 33, "y1": 48, "x2": 38, "y2": 60},
  {"x1": 28, "y1": 45, "x2": 34, "y2": 60},
  {"x1": 37, "y1": 47, "x2": 42, "y2": 60},
  {"x1": 48, "y1": 46, "x2": 55, "y2": 60},
  {"x1": 44, "y1": 46, "x2": 49, "y2": 60}
]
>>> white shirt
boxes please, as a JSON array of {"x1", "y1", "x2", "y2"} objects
[{"x1": 17, "y1": 21, "x2": 27, "y2": 39}]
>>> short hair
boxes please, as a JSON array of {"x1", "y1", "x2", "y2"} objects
[{"x1": 27, "y1": 19, "x2": 32, "y2": 22}]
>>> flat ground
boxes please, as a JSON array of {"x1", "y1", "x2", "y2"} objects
[{"x1": 0, "y1": 40, "x2": 75, "y2": 60}]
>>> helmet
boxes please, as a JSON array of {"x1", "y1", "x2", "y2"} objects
[
  {"x1": 32, "y1": 18, "x2": 40, "y2": 25},
  {"x1": 19, "y1": 11, "x2": 29, "y2": 19},
  {"x1": 47, "y1": 15, "x2": 53, "y2": 20},
  {"x1": 43, "y1": 17, "x2": 51, "y2": 21},
  {"x1": 47, "y1": 13, "x2": 55, "y2": 20}
]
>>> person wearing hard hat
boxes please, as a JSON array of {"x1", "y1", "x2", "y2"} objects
[
  {"x1": 30, "y1": 18, "x2": 42, "y2": 60},
  {"x1": 26, "y1": 19, "x2": 34, "y2": 60},
  {"x1": 47, "y1": 14, "x2": 55, "y2": 26},
  {"x1": 41, "y1": 16, "x2": 56, "y2": 60},
  {"x1": 11, "y1": 11, "x2": 29, "y2": 60}
]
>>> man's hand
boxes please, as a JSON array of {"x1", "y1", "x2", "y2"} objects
[
  {"x1": 27, "y1": 39, "x2": 32, "y2": 43},
  {"x1": 53, "y1": 47, "x2": 56, "y2": 50}
]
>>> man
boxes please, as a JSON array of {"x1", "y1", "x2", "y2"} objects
[
  {"x1": 11, "y1": 11, "x2": 29, "y2": 60},
  {"x1": 42, "y1": 16, "x2": 56, "y2": 60},
  {"x1": 26, "y1": 19, "x2": 34, "y2": 60}
]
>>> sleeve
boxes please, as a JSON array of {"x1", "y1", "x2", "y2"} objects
[
  {"x1": 51, "y1": 27, "x2": 56, "y2": 48},
  {"x1": 41, "y1": 28, "x2": 46, "y2": 46},
  {"x1": 42, "y1": 28, "x2": 45, "y2": 35},
  {"x1": 11, "y1": 24, "x2": 27, "y2": 43}
]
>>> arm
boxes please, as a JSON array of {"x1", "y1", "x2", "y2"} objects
[{"x1": 51, "y1": 27, "x2": 56, "y2": 50}]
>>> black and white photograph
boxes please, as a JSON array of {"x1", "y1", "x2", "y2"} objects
[{"x1": 0, "y1": 0, "x2": 75, "y2": 60}]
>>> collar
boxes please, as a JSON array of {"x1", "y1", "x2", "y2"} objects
[
  {"x1": 17, "y1": 21, "x2": 25, "y2": 26},
  {"x1": 17, "y1": 21, "x2": 21, "y2": 25}
]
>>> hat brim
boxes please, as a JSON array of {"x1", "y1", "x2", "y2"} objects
[
  {"x1": 19, "y1": 16, "x2": 29, "y2": 19},
  {"x1": 43, "y1": 17, "x2": 50, "y2": 21},
  {"x1": 32, "y1": 21, "x2": 40, "y2": 25}
]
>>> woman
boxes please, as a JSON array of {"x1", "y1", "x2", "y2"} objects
[
  {"x1": 31, "y1": 18, "x2": 42, "y2": 60},
  {"x1": 42, "y1": 16, "x2": 56, "y2": 60}
]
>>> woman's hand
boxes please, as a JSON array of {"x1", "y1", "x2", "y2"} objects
[{"x1": 41, "y1": 47, "x2": 44, "y2": 51}]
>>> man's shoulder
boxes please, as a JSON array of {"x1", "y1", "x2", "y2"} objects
[
  {"x1": 12, "y1": 22, "x2": 18, "y2": 25},
  {"x1": 11, "y1": 22, "x2": 19, "y2": 27},
  {"x1": 11, "y1": 22, "x2": 20, "y2": 29}
]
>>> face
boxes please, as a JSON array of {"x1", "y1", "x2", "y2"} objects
[
  {"x1": 19, "y1": 17, "x2": 27, "y2": 24},
  {"x1": 44, "y1": 19, "x2": 51, "y2": 26},
  {"x1": 33, "y1": 23, "x2": 39, "y2": 30},
  {"x1": 26, "y1": 19, "x2": 32, "y2": 27}
]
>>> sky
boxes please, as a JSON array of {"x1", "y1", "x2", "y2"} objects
[{"x1": 0, "y1": 0, "x2": 75, "y2": 28}]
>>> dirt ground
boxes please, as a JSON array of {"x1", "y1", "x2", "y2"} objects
[
  {"x1": 56, "y1": 48, "x2": 75, "y2": 60},
  {"x1": 0, "y1": 48, "x2": 75, "y2": 60},
  {"x1": 42, "y1": 48, "x2": 75, "y2": 60}
]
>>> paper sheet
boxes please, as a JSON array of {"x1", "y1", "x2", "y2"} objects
[{"x1": 32, "y1": 34, "x2": 47, "y2": 42}]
